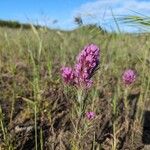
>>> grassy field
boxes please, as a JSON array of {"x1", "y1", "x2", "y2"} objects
[{"x1": 0, "y1": 25, "x2": 150, "y2": 149}]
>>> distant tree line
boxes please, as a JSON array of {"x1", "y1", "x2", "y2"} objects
[{"x1": 0, "y1": 19, "x2": 43, "y2": 29}]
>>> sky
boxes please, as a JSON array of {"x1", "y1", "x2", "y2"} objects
[{"x1": 0, "y1": 0, "x2": 150, "y2": 32}]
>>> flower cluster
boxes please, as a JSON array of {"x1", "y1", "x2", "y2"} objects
[
  {"x1": 122, "y1": 69, "x2": 136, "y2": 85},
  {"x1": 61, "y1": 67, "x2": 75, "y2": 84},
  {"x1": 61, "y1": 44, "x2": 100, "y2": 88},
  {"x1": 86, "y1": 111, "x2": 95, "y2": 120}
]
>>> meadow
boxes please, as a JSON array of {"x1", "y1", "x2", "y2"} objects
[{"x1": 0, "y1": 24, "x2": 150, "y2": 149}]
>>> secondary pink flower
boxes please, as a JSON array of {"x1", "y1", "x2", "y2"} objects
[
  {"x1": 86, "y1": 111, "x2": 95, "y2": 120},
  {"x1": 122, "y1": 69, "x2": 136, "y2": 85},
  {"x1": 61, "y1": 67, "x2": 75, "y2": 84}
]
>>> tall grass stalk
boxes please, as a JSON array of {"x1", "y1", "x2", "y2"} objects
[
  {"x1": 0, "y1": 106, "x2": 13, "y2": 149},
  {"x1": 40, "y1": 128, "x2": 44, "y2": 150},
  {"x1": 31, "y1": 24, "x2": 43, "y2": 61},
  {"x1": 34, "y1": 104, "x2": 38, "y2": 150},
  {"x1": 22, "y1": 98, "x2": 38, "y2": 150},
  {"x1": 0, "y1": 106, "x2": 6, "y2": 143}
]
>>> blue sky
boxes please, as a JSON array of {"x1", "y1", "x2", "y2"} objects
[{"x1": 0, "y1": 0, "x2": 150, "y2": 32}]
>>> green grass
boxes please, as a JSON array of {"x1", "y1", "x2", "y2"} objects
[{"x1": 0, "y1": 25, "x2": 150, "y2": 149}]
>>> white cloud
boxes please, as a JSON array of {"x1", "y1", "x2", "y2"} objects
[
  {"x1": 74, "y1": 0, "x2": 150, "y2": 18},
  {"x1": 72, "y1": 0, "x2": 150, "y2": 32}
]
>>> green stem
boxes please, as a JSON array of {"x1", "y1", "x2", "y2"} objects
[
  {"x1": 34, "y1": 104, "x2": 38, "y2": 150},
  {"x1": 124, "y1": 87, "x2": 128, "y2": 109},
  {"x1": 77, "y1": 89, "x2": 83, "y2": 117}
]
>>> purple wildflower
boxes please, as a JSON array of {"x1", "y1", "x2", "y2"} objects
[
  {"x1": 122, "y1": 69, "x2": 136, "y2": 85},
  {"x1": 74, "y1": 44, "x2": 100, "y2": 88},
  {"x1": 61, "y1": 44, "x2": 100, "y2": 88},
  {"x1": 86, "y1": 111, "x2": 95, "y2": 120},
  {"x1": 60, "y1": 67, "x2": 75, "y2": 84},
  {"x1": 76, "y1": 44, "x2": 99, "y2": 74}
]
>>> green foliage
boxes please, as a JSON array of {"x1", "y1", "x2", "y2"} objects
[
  {"x1": 73, "y1": 24, "x2": 107, "y2": 34},
  {"x1": 121, "y1": 14, "x2": 150, "y2": 31},
  {"x1": 0, "y1": 19, "x2": 43, "y2": 29}
]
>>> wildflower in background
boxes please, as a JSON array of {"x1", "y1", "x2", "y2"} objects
[
  {"x1": 61, "y1": 44, "x2": 100, "y2": 88},
  {"x1": 122, "y1": 69, "x2": 136, "y2": 85},
  {"x1": 86, "y1": 111, "x2": 95, "y2": 120}
]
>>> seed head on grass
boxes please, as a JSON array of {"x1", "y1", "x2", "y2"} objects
[
  {"x1": 61, "y1": 44, "x2": 100, "y2": 88},
  {"x1": 122, "y1": 69, "x2": 136, "y2": 85}
]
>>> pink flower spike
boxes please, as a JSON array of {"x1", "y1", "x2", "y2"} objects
[
  {"x1": 60, "y1": 44, "x2": 100, "y2": 89},
  {"x1": 86, "y1": 111, "x2": 95, "y2": 120},
  {"x1": 74, "y1": 44, "x2": 100, "y2": 88},
  {"x1": 122, "y1": 69, "x2": 136, "y2": 85}
]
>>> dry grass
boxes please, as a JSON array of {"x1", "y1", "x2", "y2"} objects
[{"x1": 0, "y1": 26, "x2": 150, "y2": 149}]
